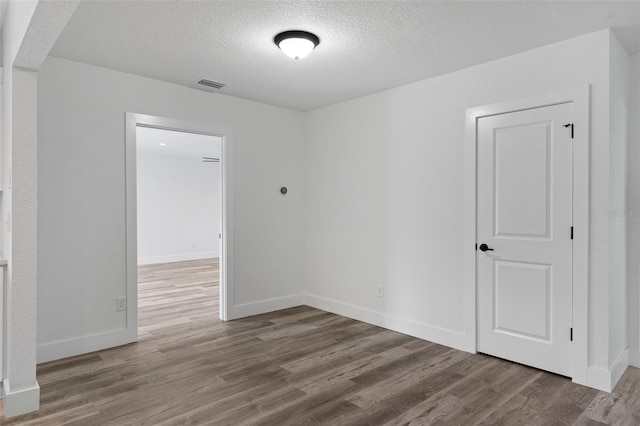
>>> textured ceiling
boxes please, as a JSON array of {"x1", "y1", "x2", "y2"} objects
[{"x1": 51, "y1": 1, "x2": 640, "y2": 111}]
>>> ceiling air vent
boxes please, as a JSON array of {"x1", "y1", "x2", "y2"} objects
[{"x1": 193, "y1": 79, "x2": 226, "y2": 92}]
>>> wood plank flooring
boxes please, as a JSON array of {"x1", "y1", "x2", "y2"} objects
[{"x1": 2, "y1": 258, "x2": 640, "y2": 425}]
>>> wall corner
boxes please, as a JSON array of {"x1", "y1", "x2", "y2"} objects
[{"x1": 2, "y1": 379, "x2": 40, "y2": 418}]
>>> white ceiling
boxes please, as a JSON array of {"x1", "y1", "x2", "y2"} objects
[
  {"x1": 51, "y1": 1, "x2": 640, "y2": 111},
  {"x1": 136, "y1": 126, "x2": 221, "y2": 160}
]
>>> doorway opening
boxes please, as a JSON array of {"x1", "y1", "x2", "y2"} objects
[
  {"x1": 125, "y1": 113, "x2": 234, "y2": 343},
  {"x1": 136, "y1": 127, "x2": 222, "y2": 331}
]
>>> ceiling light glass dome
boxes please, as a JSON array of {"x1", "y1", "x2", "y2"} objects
[{"x1": 274, "y1": 30, "x2": 320, "y2": 60}]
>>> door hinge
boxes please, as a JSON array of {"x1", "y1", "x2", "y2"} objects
[
  {"x1": 570, "y1": 226, "x2": 573, "y2": 240},
  {"x1": 563, "y1": 123, "x2": 574, "y2": 139},
  {"x1": 570, "y1": 328, "x2": 573, "y2": 341}
]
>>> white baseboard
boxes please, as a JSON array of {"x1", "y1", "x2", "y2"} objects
[
  {"x1": 304, "y1": 294, "x2": 472, "y2": 353},
  {"x1": 587, "y1": 348, "x2": 629, "y2": 392},
  {"x1": 2, "y1": 379, "x2": 40, "y2": 418},
  {"x1": 629, "y1": 348, "x2": 640, "y2": 367},
  {"x1": 610, "y1": 348, "x2": 630, "y2": 389},
  {"x1": 228, "y1": 294, "x2": 305, "y2": 320},
  {"x1": 587, "y1": 366, "x2": 612, "y2": 392},
  {"x1": 138, "y1": 252, "x2": 218, "y2": 265},
  {"x1": 37, "y1": 328, "x2": 136, "y2": 364}
]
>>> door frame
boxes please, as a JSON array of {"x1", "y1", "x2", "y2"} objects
[
  {"x1": 463, "y1": 86, "x2": 590, "y2": 386},
  {"x1": 124, "y1": 113, "x2": 234, "y2": 340}
]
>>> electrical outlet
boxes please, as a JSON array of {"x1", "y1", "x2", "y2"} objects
[
  {"x1": 116, "y1": 296, "x2": 127, "y2": 312},
  {"x1": 377, "y1": 286, "x2": 384, "y2": 298},
  {"x1": 192, "y1": 242, "x2": 197, "y2": 248}
]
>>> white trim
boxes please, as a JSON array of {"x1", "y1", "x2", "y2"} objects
[
  {"x1": 0, "y1": 263, "x2": 5, "y2": 386},
  {"x1": 228, "y1": 295, "x2": 305, "y2": 319},
  {"x1": 609, "y1": 348, "x2": 629, "y2": 390},
  {"x1": 138, "y1": 252, "x2": 219, "y2": 265},
  {"x1": 586, "y1": 348, "x2": 629, "y2": 392},
  {"x1": 2, "y1": 379, "x2": 40, "y2": 418},
  {"x1": 464, "y1": 86, "x2": 590, "y2": 386},
  {"x1": 629, "y1": 348, "x2": 640, "y2": 368},
  {"x1": 304, "y1": 294, "x2": 472, "y2": 353},
  {"x1": 125, "y1": 113, "x2": 234, "y2": 332},
  {"x1": 36, "y1": 329, "x2": 134, "y2": 364},
  {"x1": 570, "y1": 86, "x2": 591, "y2": 386},
  {"x1": 463, "y1": 97, "x2": 479, "y2": 354},
  {"x1": 587, "y1": 366, "x2": 614, "y2": 392}
]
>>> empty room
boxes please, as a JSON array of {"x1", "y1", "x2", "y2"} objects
[{"x1": 0, "y1": 0, "x2": 639, "y2": 424}]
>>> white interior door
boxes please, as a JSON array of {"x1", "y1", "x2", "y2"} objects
[{"x1": 477, "y1": 102, "x2": 573, "y2": 377}]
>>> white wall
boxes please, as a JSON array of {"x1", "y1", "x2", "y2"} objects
[
  {"x1": 628, "y1": 52, "x2": 640, "y2": 365},
  {"x1": 37, "y1": 56, "x2": 306, "y2": 361},
  {"x1": 304, "y1": 29, "x2": 621, "y2": 386},
  {"x1": 137, "y1": 138, "x2": 221, "y2": 265},
  {"x1": 1, "y1": 0, "x2": 42, "y2": 417},
  {"x1": 608, "y1": 34, "x2": 630, "y2": 374}
]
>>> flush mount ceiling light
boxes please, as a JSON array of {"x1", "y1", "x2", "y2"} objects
[{"x1": 274, "y1": 30, "x2": 320, "y2": 60}]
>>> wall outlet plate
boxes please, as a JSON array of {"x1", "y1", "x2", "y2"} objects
[{"x1": 116, "y1": 296, "x2": 127, "y2": 311}]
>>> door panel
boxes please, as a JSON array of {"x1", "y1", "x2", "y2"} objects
[
  {"x1": 494, "y1": 260, "x2": 550, "y2": 341},
  {"x1": 477, "y1": 102, "x2": 572, "y2": 377},
  {"x1": 495, "y1": 123, "x2": 550, "y2": 238}
]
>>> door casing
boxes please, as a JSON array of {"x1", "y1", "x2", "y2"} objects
[
  {"x1": 463, "y1": 87, "x2": 590, "y2": 386},
  {"x1": 125, "y1": 113, "x2": 235, "y2": 343}
]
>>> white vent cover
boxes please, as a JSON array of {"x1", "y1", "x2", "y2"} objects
[{"x1": 191, "y1": 79, "x2": 226, "y2": 92}]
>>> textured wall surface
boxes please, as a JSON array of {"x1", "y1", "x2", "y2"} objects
[
  {"x1": 8, "y1": 69, "x2": 38, "y2": 392},
  {"x1": 305, "y1": 30, "x2": 612, "y2": 368},
  {"x1": 608, "y1": 34, "x2": 630, "y2": 366},
  {"x1": 37, "y1": 57, "x2": 305, "y2": 350},
  {"x1": 1, "y1": 2, "x2": 81, "y2": 410},
  {"x1": 1, "y1": 2, "x2": 39, "y2": 411},
  {"x1": 13, "y1": 0, "x2": 80, "y2": 70},
  {"x1": 137, "y1": 145, "x2": 222, "y2": 264}
]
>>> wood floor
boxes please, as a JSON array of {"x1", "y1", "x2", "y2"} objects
[{"x1": 2, "y1": 259, "x2": 640, "y2": 425}]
